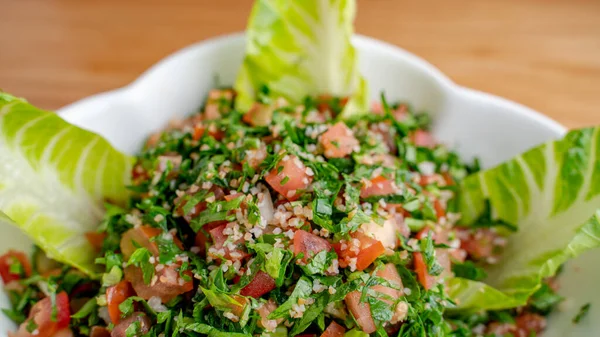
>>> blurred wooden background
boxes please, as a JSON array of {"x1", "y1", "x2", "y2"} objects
[{"x1": 1, "y1": 0, "x2": 599, "y2": 128}]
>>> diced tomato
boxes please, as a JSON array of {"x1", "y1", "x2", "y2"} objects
[
  {"x1": 265, "y1": 155, "x2": 313, "y2": 201},
  {"x1": 224, "y1": 193, "x2": 244, "y2": 202},
  {"x1": 131, "y1": 163, "x2": 149, "y2": 183},
  {"x1": 371, "y1": 102, "x2": 384, "y2": 114},
  {"x1": 208, "y1": 88, "x2": 235, "y2": 102},
  {"x1": 243, "y1": 144, "x2": 268, "y2": 170},
  {"x1": 442, "y1": 171, "x2": 454, "y2": 186},
  {"x1": 433, "y1": 199, "x2": 446, "y2": 219},
  {"x1": 514, "y1": 313, "x2": 547, "y2": 337},
  {"x1": 120, "y1": 226, "x2": 184, "y2": 260},
  {"x1": 319, "y1": 122, "x2": 359, "y2": 158},
  {"x1": 106, "y1": 280, "x2": 135, "y2": 324},
  {"x1": 0, "y1": 250, "x2": 32, "y2": 284},
  {"x1": 192, "y1": 123, "x2": 225, "y2": 141},
  {"x1": 372, "y1": 264, "x2": 403, "y2": 301},
  {"x1": 370, "y1": 102, "x2": 407, "y2": 121},
  {"x1": 228, "y1": 295, "x2": 249, "y2": 318},
  {"x1": 410, "y1": 130, "x2": 436, "y2": 148},
  {"x1": 208, "y1": 224, "x2": 249, "y2": 261},
  {"x1": 345, "y1": 291, "x2": 376, "y2": 334},
  {"x1": 293, "y1": 230, "x2": 332, "y2": 263},
  {"x1": 120, "y1": 226, "x2": 162, "y2": 259},
  {"x1": 457, "y1": 228, "x2": 502, "y2": 260},
  {"x1": 316, "y1": 95, "x2": 349, "y2": 114},
  {"x1": 145, "y1": 133, "x2": 161, "y2": 149},
  {"x1": 204, "y1": 104, "x2": 220, "y2": 120},
  {"x1": 124, "y1": 264, "x2": 193, "y2": 303},
  {"x1": 393, "y1": 105, "x2": 408, "y2": 121},
  {"x1": 360, "y1": 176, "x2": 396, "y2": 199},
  {"x1": 257, "y1": 299, "x2": 282, "y2": 331},
  {"x1": 243, "y1": 102, "x2": 275, "y2": 126},
  {"x1": 157, "y1": 154, "x2": 182, "y2": 173},
  {"x1": 436, "y1": 248, "x2": 452, "y2": 277},
  {"x1": 194, "y1": 231, "x2": 209, "y2": 256},
  {"x1": 11, "y1": 292, "x2": 71, "y2": 337},
  {"x1": 240, "y1": 270, "x2": 276, "y2": 298},
  {"x1": 413, "y1": 252, "x2": 435, "y2": 290},
  {"x1": 89, "y1": 326, "x2": 111, "y2": 337},
  {"x1": 415, "y1": 227, "x2": 430, "y2": 240},
  {"x1": 85, "y1": 232, "x2": 107, "y2": 252},
  {"x1": 355, "y1": 241, "x2": 385, "y2": 271},
  {"x1": 110, "y1": 312, "x2": 152, "y2": 337},
  {"x1": 321, "y1": 321, "x2": 346, "y2": 337},
  {"x1": 51, "y1": 329, "x2": 74, "y2": 337},
  {"x1": 203, "y1": 89, "x2": 233, "y2": 120},
  {"x1": 335, "y1": 232, "x2": 385, "y2": 271}
]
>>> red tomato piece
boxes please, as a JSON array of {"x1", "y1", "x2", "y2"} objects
[
  {"x1": 120, "y1": 226, "x2": 184, "y2": 260},
  {"x1": 344, "y1": 291, "x2": 376, "y2": 334},
  {"x1": 514, "y1": 313, "x2": 547, "y2": 337},
  {"x1": 11, "y1": 292, "x2": 70, "y2": 337},
  {"x1": 411, "y1": 130, "x2": 436, "y2": 148},
  {"x1": 360, "y1": 176, "x2": 396, "y2": 199},
  {"x1": 119, "y1": 226, "x2": 162, "y2": 259},
  {"x1": 89, "y1": 326, "x2": 111, "y2": 337},
  {"x1": 265, "y1": 155, "x2": 313, "y2": 201},
  {"x1": 106, "y1": 280, "x2": 135, "y2": 324},
  {"x1": 316, "y1": 95, "x2": 349, "y2": 114},
  {"x1": 85, "y1": 232, "x2": 107, "y2": 252},
  {"x1": 110, "y1": 312, "x2": 152, "y2": 337},
  {"x1": 371, "y1": 102, "x2": 384, "y2": 114},
  {"x1": 124, "y1": 264, "x2": 193, "y2": 304},
  {"x1": 192, "y1": 123, "x2": 225, "y2": 141},
  {"x1": 413, "y1": 252, "x2": 436, "y2": 290},
  {"x1": 319, "y1": 122, "x2": 359, "y2": 158},
  {"x1": 208, "y1": 224, "x2": 249, "y2": 261},
  {"x1": 321, "y1": 321, "x2": 346, "y2": 337},
  {"x1": 433, "y1": 199, "x2": 446, "y2": 219},
  {"x1": 457, "y1": 228, "x2": 501, "y2": 260},
  {"x1": 356, "y1": 242, "x2": 385, "y2": 271},
  {"x1": 372, "y1": 263, "x2": 403, "y2": 302},
  {"x1": 335, "y1": 233, "x2": 385, "y2": 271},
  {"x1": 243, "y1": 102, "x2": 275, "y2": 126},
  {"x1": 240, "y1": 270, "x2": 276, "y2": 298},
  {"x1": 0, "y1": 250, "x2": 32, "y2": 284},
  {"x1": 293, "y1": 230, "x2": 332, "y2": 263}
]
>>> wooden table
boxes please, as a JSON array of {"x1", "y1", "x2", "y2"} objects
[{"x1": 1, "y1": 0, "x2": 599, "y2": 128}]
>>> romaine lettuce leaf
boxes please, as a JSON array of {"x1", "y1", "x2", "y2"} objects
[
  {"x1": 0, "y1": 93, "x2": 133, "y2": 274},
  {"x1": 450, "y1": 127, "x2": 600, "y2": 310},
  {"x1": 234, "y1": 0, "x2": 368, "y2": 115}
]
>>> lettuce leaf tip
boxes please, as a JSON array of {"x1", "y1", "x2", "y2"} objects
[
  {"x1": 234, "y1": 0, "x2": 369, "y2": 115},
  {"x1": 450, "y1": 126, "x2": 600, "y2": 310},
  {"x1": 0, "y1": 93, "x2": 134, "y2": 275}
]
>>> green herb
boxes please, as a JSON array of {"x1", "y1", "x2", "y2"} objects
[
  {"x1": 452, "y1": 261, "x2": 488, "y2": 281},
  {"x1": 125, "y1": 321, "x2": 142, "y2": 337},
  {"x1": 127, "y1": 247, "x2": 155, "y2": 284},
  {"x1": 573, "y1": 303, "x2": 591, "y2": 324}
]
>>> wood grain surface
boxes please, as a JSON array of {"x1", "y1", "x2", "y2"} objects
[{"x1": 1, "y1": 0, "x2": 599, "y2": 128}]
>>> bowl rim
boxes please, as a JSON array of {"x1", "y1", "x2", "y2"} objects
[{"x1": 57, "y1": 32, "x2": 567, "y2": 138}]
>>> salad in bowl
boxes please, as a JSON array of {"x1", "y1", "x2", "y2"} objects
[{"x1": 1, "y1": 1, "x2": 599, "y2": 337}]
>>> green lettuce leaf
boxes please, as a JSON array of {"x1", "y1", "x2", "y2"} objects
[
  {"x1": 234, "y1": 0, "x2": 368, "y2": 115},
  {"x1": 450, "y1": 127, "x2": 600, "y2": 310},
  {"x1": 0, "y1": 93, "x2": 133, "y2": 274}
]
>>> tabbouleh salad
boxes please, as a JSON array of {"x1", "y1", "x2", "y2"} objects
[{"x1": 1, "y1": 89, "x2": 562, "y2": 337}]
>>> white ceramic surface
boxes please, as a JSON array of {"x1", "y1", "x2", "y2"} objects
[{"x1": 1, "y1": 33, "x2": 597, "y2": 335}]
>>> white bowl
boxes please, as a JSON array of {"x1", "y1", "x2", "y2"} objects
[{"x1": 1, "y1": 33, "x2": 596, "y2": 336}]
